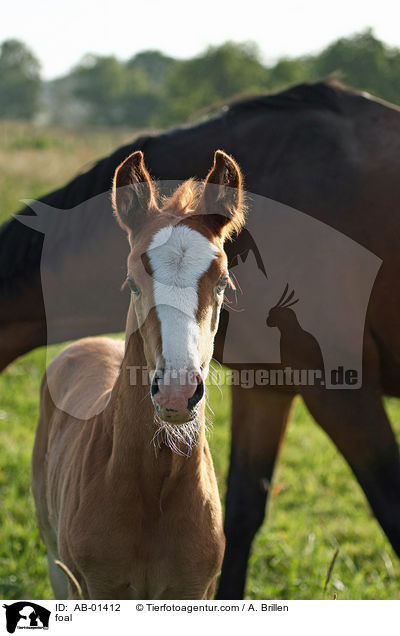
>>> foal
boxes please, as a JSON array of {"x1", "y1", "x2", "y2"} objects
[{"x1": 32, "y1": 149, "x2": 245, "y2": 600}]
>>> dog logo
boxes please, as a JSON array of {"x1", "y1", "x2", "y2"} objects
[{"x1": 2, "y1": 602, "x2": 50, "y2": 633}]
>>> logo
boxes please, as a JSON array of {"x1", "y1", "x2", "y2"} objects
[
  {"x1": 16, "y1": 185, "x2": 381, "y2": 415},
  {"x1": 2, "y1": 603, "x2": 50, "y2": 634}
]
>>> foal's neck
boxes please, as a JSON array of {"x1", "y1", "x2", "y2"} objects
[{"x1": 106, "y1": 331, "x2": 205, "y2": 489}]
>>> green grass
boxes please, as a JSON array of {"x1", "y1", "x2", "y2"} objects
[
  {"x1": 0, "y1": 119, "x2": 399, "y2": 600},
  {"x1": 1, "y1": 348, "x2": 400, "y2": 599},
  {"x1": 247, "y1": 398, "x2": 400, "y2": 599}
]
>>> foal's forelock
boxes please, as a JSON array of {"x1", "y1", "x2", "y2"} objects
[{"x1": 147, "y1": 224, "x2": 219, "y2": 373}]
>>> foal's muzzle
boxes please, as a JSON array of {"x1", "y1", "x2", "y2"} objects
[{"x1": 151, "y1": 369, "x2": 204, "y2": 424}]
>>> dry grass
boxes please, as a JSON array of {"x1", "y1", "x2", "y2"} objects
[{"x1": 0, "y1": 119, "x2": 137, "y2": 221}]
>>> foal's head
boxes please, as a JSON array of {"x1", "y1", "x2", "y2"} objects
[{"x1": 112, "y1": 150, "x2": 244, "y2": 425}]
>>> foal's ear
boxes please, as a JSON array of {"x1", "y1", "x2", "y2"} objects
[
  {"x1": 197, "y1": 150, "x2": 245, "y2": 239},
  {"x1": 112, "y1": 151, "x2": 158, "y2": 231}
]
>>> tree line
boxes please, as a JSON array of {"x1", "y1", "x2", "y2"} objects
[{"x1": 1, "y1": 29, "x2": 400, "y2": 128}]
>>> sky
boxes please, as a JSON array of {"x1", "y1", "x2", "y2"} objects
[{"x1": 1, "y1": 0, "x2": 400, "y2": 79}]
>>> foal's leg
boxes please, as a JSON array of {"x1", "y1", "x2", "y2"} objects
[
  {"x1": 301, "y1": 383, "x2": 400, "y2": 557},
  {"x1": 217, "y1": 385, "x2": 294, "y2": 599}
]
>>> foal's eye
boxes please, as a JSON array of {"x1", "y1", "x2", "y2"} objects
[
  {"x1": 127, "y1": 277, "x2": 140, "y2": 296},
  {"x1": 216, "y1": 276, "x2": 229, "y2": 295}
]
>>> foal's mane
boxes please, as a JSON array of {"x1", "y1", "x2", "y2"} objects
[{"x1": 161, "y1": 178, "x2": 202, "y2": 214}]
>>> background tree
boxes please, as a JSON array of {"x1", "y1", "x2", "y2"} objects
[
  {"x1": 3, "y1": 29, "x2": 400, "y2": 128},
  {"x1": 122, "y1": 51, "x2": 175, "y2": 127},
  {"x1": 0, "y1": 39, "x2": 41, "y2": 120},
  {"x1": 312, "y1": 29, "x2": 390, "y2": 97},
  {"x1": 163, "y1": 42, "x2": 269, "y2": 124},
  {"x1": 71, "y1": 55, "x2": 127, "y2": 126},
  {"x1": 267, "y1": 57, "x2": 313, "y2": 91},
  {"x1": 71, "y1": 51, "x2": 175, "y2": 127}
]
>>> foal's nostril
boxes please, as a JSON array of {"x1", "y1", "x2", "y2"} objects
[
  {"x1": 188, "y1": 379, "x2": 204, "y2": 411},
  {"x1": 151, "y1": 374, "x2": 160, "y2": 397}
]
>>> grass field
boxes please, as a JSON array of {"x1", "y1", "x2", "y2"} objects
[{"x1": 0, "y1": 120, "x2": 399, "y2": 600}]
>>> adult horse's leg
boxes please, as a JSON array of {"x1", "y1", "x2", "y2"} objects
[
  {"x1": 217, "y1": 385, "x2": 295, "y2": 599},
  {"x1": 301, "y1": 339, "x2": 400, "y2": 558},
  {"x1": 0, "y1": 276, "x2": 46, "y2": 371}
]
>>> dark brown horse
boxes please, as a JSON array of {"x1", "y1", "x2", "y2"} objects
[{"x1": 1, "y1": 80, "x2": 400, "y2": 599}]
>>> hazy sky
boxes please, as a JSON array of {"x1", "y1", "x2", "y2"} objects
[{"x1": 1, "y1": 0, "x2": 399, "y2": 79}]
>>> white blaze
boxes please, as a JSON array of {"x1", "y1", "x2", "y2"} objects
[{"x1": 148, "y1": 225, "x2": 218, "y2": 372}]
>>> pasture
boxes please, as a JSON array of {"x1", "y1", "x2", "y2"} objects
[{"x1": 0, "y1": 121, "x2": 399, "y2": 600}]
